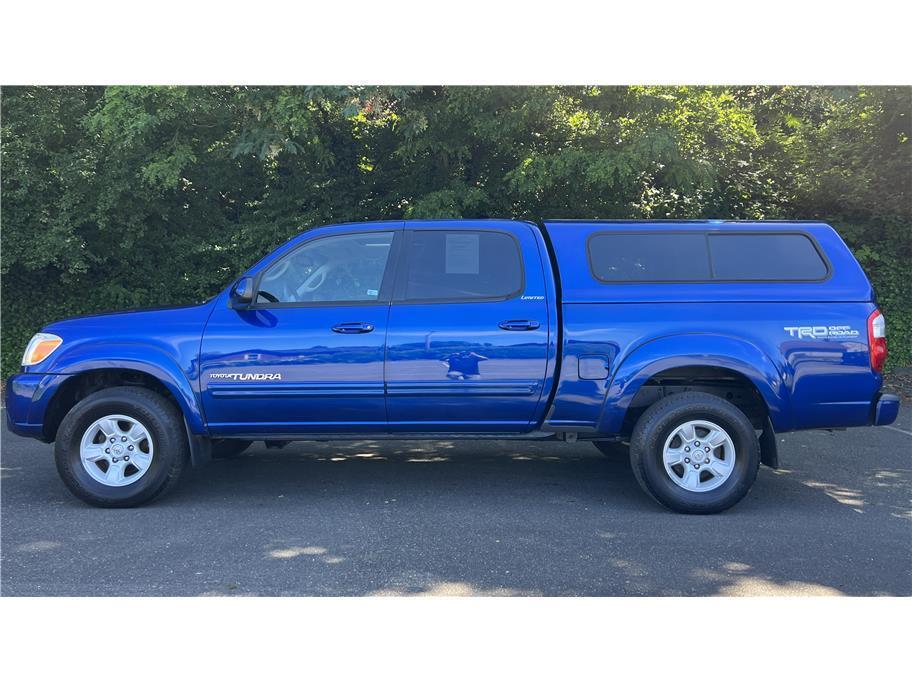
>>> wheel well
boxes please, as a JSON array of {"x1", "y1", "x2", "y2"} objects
[
  {"x1": 621, "y1": 365, "x2": 769, "y2": 435},
  {"x1": 42, "y1": 369, "x2": 182, "y2": 442}
]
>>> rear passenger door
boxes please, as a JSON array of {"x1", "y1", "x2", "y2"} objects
[{"x1": 384, "y1": 222, "x2": 550, "y2": 433}]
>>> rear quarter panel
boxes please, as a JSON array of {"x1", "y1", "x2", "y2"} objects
[
  {"x1": 544, "y1": 221, "x2": 881, "y2": 434},
  {"x1": 548, "y1": 301, "x2": 879, "y2": 433}
]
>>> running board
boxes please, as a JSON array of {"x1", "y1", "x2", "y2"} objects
[{"x1": 212, "y1": 430, "x2": 561, "y2": 442}]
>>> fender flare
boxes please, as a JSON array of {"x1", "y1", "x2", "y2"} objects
[
  {"x1": 596, "y1": 334, "x2": 791, "y2": 434},
  {"x1": 46, "y1": 343, "x2": 206, "y2": 435}
]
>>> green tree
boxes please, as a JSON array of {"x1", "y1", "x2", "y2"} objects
[{"x1": 2, "y1": 86, "x2": 909, "y2": 378}]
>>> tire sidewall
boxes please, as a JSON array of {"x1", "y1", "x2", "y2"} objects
[
  {"x1": 55, "y1": 389, "x2": 184, "y2": 506},
  {"x1": 633, "y1": 396, "x2": 759, "y2": 513}
]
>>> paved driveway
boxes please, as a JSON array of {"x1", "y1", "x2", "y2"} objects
[{"x1": 2, "y1": 408, "x2": 910, "y2": 596}]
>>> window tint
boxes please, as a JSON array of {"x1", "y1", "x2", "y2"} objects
[
  {"x1": 257, "y1": 232, "x2": 394, "y2": 304},
  {"x1": 588, "y1": 233, "x2": 710, "y2": 282},
  {"x1": 708, "y1": 233, "x2": 828, "y2": 280},
  {"x1": 403, "y1": 230, "x2": 523, "y2": 301}
]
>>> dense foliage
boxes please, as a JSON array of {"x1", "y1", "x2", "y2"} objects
[{"x1": 2, "y1": 86, "x2": 910, "y2": 378}]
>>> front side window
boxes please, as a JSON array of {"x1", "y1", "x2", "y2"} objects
[
  {"x1": 257, "y1": 232, "x2": 394, "y2": 304},
  {"x1": 402, "y1": 230, "x2": 523, "y2": 301}
]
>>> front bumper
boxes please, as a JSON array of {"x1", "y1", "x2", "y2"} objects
[
  {"x1": 873, "y1": 393, "x2": 900, "y2": 426},
  {"x1": 4, "y1": 373, "x2": 62, "y2": 440}
]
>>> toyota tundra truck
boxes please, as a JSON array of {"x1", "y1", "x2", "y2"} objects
[{"x1": 5, "y1": 219, "x2": 901, "y2": 513}]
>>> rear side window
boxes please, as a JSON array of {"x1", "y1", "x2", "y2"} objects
[
  {"x1": 708, "y1": 233, "x2": 828, "y2": 281},
  {"x1": 588, "y1": 233, "x2": 710, "y2": 281},
  {"x1": 588, "y1": 231, "x2": 829, "y2": 282},
  {"x1": 402, "y1": 230, "x2": 523, "y2": 301}
]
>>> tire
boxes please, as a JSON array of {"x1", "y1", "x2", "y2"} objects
[
  {"x1": 54, "y1": 386, "x2": 189, "y2": 508},
  {"x1": 593, "y1": 441, "x2": 629, "y2": 457},
  {"x1": 211, "y1": 439, "x2": 253, "y2": 459},
  {"x1": 628, "y1": 391, "x2": 760, "y2": 514}
]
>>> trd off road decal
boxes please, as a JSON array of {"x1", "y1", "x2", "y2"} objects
[
  {"x1": 209, "y1": 372, "x2": 283, "y2": 381},
  {"x1": 783, "y1": 325, "x2": 861, "y2": 340}
]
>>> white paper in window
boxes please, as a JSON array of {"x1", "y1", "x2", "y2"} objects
[{"x1": 445, "y1": 233, "x2": 480, "y2": 274}]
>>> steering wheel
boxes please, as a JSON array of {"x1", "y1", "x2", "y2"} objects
[
  {"x1": 262, "y1": 258, "x2": 291, "y2": 282},
  {"x1": 295, "y1": 264, "x2": 330, "y2": 297},
  {"x1": 257, "y1": 290, "x2": 279, "y2": 303}
]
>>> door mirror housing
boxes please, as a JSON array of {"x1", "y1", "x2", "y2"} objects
[{"x1": 230, "y1": 276, "x2": 255, "y2": 308}]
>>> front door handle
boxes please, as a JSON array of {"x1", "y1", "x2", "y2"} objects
[
  {"x1": 332, "y1": 322, "x2": 375, "y2": 334},
  {"x1": 499, "y1": 320, "x2": 541, "y2": 331}
]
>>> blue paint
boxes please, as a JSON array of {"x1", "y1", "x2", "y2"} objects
[{"x1": 5, "y1": 219, "x2": 899, "y2": 446}]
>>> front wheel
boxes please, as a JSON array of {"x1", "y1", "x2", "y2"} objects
[
  {"x1": 54, "y1": 386, "x2": 189, "y2": 508},
  {"x1": 629, "y1": 391, "x2": 760, "y2": 514}
]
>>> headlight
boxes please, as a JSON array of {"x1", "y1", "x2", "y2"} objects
[{"x1": 21, "y1": 333, "x2": 63, "y2": 366}]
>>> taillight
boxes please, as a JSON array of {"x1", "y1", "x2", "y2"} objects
[{"x1": 868, "y1": 309, "x2": 887, "y2": 373}]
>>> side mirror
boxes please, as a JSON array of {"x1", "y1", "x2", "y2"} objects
[{"x1": 230, "y1": 276, "x2": 255, "y2": 308}]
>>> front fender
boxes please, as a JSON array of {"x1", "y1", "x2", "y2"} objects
[
  {"x1": 45, "y1": 342, "x2": 205, "y2": 435},
  {"x1": 597, "y1": 334, "x2": 790, "y2": 434}
]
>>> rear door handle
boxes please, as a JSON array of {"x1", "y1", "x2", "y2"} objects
[
  {"x1": 499, "y1": 320, "x2": 541, "y2": 331},
  {"x1": 332, "y1": 322, "x2": 375, "y2": 334}
]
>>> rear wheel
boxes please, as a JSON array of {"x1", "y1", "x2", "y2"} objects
[
  {"x1": 629, "y1": 391, "x2": 759, "y2": 514},
  {"x1": 54, "y1": 387, "x2": 189, "y2": 508}
]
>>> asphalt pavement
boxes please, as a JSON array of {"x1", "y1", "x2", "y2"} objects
[{"x1": 2, "y1": 408, "x2": 910, "y2": 596}]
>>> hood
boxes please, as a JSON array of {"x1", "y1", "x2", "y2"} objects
[
  {"x1": 44, "y1": 301, "x2": 216, "y2": 336},
  {"x1": 30, "y1": 300, "x2": 218, "y2": 375}
]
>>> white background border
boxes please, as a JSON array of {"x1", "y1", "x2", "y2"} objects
[
  {"x1": 1, "y1": 1, "x2": 910, "y2": 84},
  {"x1": 1, "y1": 1, "x2": 909, "y2": 679}
]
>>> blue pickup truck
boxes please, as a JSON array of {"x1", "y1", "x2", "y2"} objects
[{"x1": 6, "y1": 220, "x2": 900, "y2": 513}]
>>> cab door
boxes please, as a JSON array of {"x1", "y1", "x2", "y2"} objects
[
  {"x1": 384, "y1": 222, "x2": 551, "y2": 433},
  {"x1": 199, "y1": 228, "x2": 400, "y2": 436}
]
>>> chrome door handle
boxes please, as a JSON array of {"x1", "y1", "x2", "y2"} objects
[
  {"x1": 498, "y1": 320, "x2": 541, "y2": 331},
  {"x1": 332, "y1": 322, "x2": 375, "y2": 334}
]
